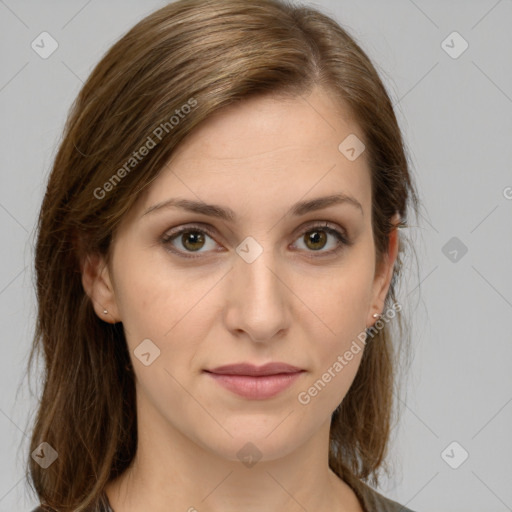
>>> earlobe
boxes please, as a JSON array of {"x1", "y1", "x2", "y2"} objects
[{"x1": 81, "y1": 252, "x2": 120, "y2": 323}]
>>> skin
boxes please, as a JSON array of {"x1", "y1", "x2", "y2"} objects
[{"x1": 82, "y1": 85, "x2": 399, "y2": 512}]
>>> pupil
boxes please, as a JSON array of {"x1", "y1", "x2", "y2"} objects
[
  {"x1": 308, "y1": 230, "x2": 326, "y2": 250},
  {"x1": 184, "y1": 231, "x2": 204, "y2": 251}
]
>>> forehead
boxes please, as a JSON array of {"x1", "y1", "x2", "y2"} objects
[{"x1": 138, "y1": 87, "x2": 371, "y2": 220}]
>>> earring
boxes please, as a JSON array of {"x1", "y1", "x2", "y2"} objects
[
  {"x1": 372, "y1": 313, "x2": 381, "y2": 319},
  {"x1": 103, "y1": 310, "x2": 108, "y2": 314}
]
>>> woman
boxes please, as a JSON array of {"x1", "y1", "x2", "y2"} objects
[{"x1": 27, "y1": 0, "x2": 421, "y2": 510}]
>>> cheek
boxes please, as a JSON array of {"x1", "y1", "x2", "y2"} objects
[
  {"x1": 111, "y1": 248, "x2": 179, "y2": 355},
  {"x1": 112, "y1": 249, "x2": 214, "y2": 375},
  {"x1": 308, "y1": 264, "x2": 373, "y2": 339},
  {"x1": 300, "y1": 261, "x2": 373, "y2": 396}
]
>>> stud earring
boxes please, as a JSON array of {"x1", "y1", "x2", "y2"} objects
[
  {"x1": 372, "y1": 313, "x2": 381, "y2": 319},
  {"x1": 103, "y1": 310, "x2": 108, "y2": 314}
]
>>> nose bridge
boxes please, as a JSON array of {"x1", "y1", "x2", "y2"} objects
[
  {"x1": 237, "y1": 235, "x2": 283, "y2": 302},
  {"x1": 227, "y1": 235, "x2": 288, "y2": 339}
]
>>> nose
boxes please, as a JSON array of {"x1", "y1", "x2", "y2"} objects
[{"x1": 223, "y1": 242, "x2": 290, "y2": 343}]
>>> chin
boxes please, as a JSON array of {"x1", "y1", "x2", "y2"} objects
[{"x1": 196, "y1": 427, "x2": 304, "y2": 465}]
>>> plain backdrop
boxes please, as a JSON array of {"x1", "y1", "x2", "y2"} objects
[{"x1": 1, "y1": 1, "x2": 511, "y2": 511}]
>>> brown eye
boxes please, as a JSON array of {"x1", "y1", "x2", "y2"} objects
[
  {"x1": 161, "y1": 225, "x2": 218, "y2": 258},
  {"x1": 303, "y1": 229, "x2": 328, "y2": 251},
  {"x1": 180, "y1": 230, "x2": 206, "y2": 251},
  {"x1": 293, "y1": 223, "x2": 350, "y2": 256}
]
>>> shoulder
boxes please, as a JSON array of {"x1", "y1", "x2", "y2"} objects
[{"x1": 354, "y1": 480, "x2": 417, "y2": 512}]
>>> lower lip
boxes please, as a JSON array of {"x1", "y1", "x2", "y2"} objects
[{"x1": 205, "y1": 371, "x2": 304, "y2": 399}]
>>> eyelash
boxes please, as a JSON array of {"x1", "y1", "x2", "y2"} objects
[{"x1": 160, "y1": 221, "x2": 352, "y2": 260}]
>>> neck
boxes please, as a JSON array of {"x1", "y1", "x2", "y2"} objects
[{"x1": 104, "y1": 401, "x2": 363, "y2": 512}]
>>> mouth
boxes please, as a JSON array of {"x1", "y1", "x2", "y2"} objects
[{"x1": 203, "y1": 362, "x2": 305, "y2": 399}]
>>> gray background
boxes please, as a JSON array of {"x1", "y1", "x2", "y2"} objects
[{"x1": 1, "y1": 1, "x2": 511, "y2": 511}]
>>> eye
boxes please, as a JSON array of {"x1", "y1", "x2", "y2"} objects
[
  {"x1": 292, "y1": 222, "x2": 351, "y2": 257},
  {"x1": 161, "y1": 223, "x2": 219, "y2": 258},
  {"x1": 161, "y1": 221, "x2": 352, "y2": 259}
]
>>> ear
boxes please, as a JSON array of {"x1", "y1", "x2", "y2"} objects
[
  {"x1": 81, "y1": 252, "x2": 120, "y2": 324},
  {"x1": 367, "y1": 212, "x2": 400, "y2": 327}
]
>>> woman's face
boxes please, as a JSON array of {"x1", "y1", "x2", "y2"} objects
[{"x1": 85, "y1": 85, "x2": 397, "y2": 462}]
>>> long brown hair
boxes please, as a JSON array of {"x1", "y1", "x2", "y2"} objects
[{"x1": 27, "y1": 0, "x2": 421, "y2": 509}]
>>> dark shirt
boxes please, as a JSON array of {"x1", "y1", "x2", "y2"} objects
[
  {"x1": 357, "y1": 481, "x2": 416, "y2": 511},
  {"x1": 31, "y1": 480, "x2": 416, "y2": 512}
]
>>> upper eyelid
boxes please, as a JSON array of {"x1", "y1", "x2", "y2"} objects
[{"x1": 163, "y1": 220, "x2": 346, "y2": 236}]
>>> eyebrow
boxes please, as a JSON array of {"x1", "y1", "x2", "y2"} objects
[{"x1": 142, "y1": 193, "x2": 363, "y2": 220}]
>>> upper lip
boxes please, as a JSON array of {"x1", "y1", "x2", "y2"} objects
[{"x1": 205, "y1": 362, "x2": 305, "y2": 376}]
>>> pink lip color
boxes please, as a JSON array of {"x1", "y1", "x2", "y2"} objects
[{"x1": 205, "y1": 371, "x2": 304, "y2": 399}]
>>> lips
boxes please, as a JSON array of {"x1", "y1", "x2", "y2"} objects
[
  {"x1": 205, "y1": 362, "x2": 304, "y2": 376},
  {"x1": 204, "y1": 362, "x2": 305, "y2": 399}
]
